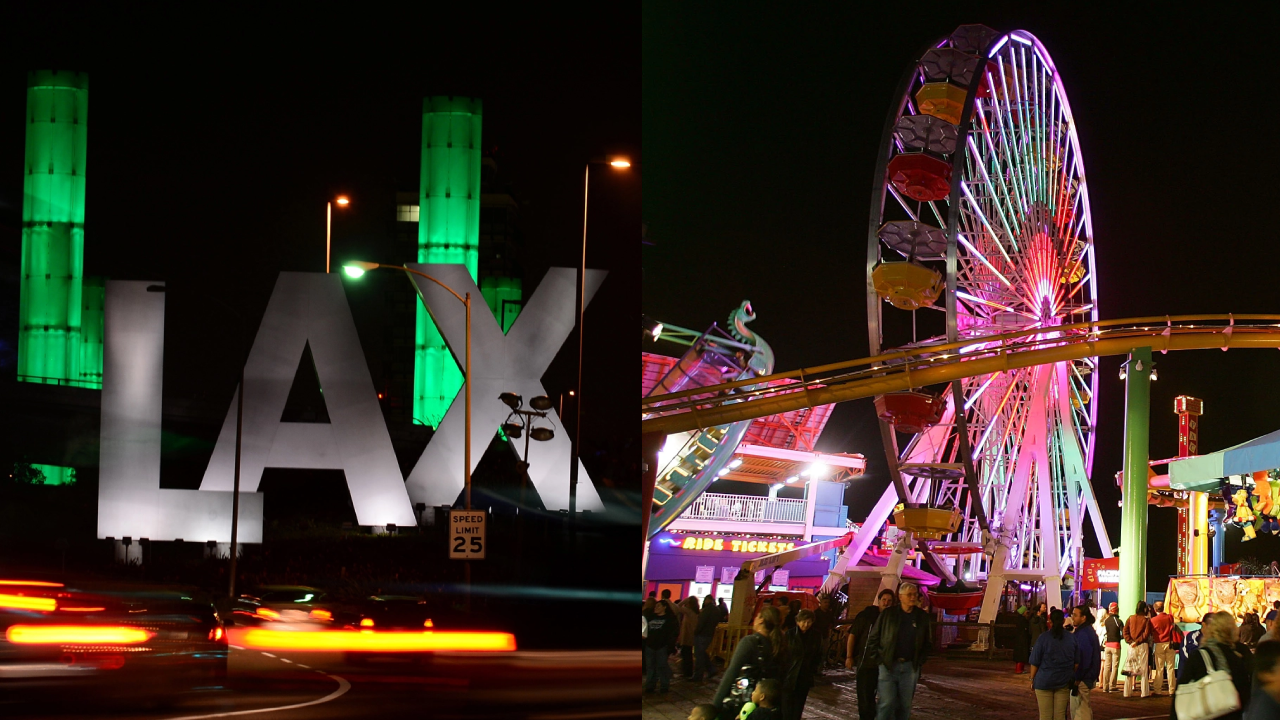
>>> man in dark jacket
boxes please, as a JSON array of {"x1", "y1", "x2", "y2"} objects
[
  {"x1": 810, "y1": 593, "x2": 838, "y2": 674},
  {"x1": 694, "y1": 597, "x2": 722, "y2": 682},
  {"x1": 864, "y1": 582, "x2": 932, "y2": 720},
  {"x1": 1070, "y1": 605, "x2": 1101, "y2": 719},
  {"x1": 846, "y1": 589, "x2": 896, "y2": 719},
  {"x1": 781, "y1": 609, "x2": 820, "y2": 720}
]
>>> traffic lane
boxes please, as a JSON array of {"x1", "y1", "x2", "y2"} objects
[
  {"x1": 282, "y1": 648, "x2": 642, "y2": 717},
  {"x1": 0, "y1": 644, "x2": 347, "y2": 720},
  {"x1": 2, "y1": 642, "x2": 640, "y2": 719}
]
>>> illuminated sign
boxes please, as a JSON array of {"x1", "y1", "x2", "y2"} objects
[
  {"x1": 677, "y1": 536, "x2": 797, "y2": 554},
  {"x1": 1082, "y1": 557, "x2": 1120, "y2": 590}
]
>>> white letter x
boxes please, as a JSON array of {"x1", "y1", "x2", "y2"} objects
[{"x1": 404, "y1": 264, "x2": 606, "y2": 511}]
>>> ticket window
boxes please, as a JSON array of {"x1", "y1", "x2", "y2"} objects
[
  {"x1": 716, "y1": 583, "x2": 734, "y2": 604},
  {"x1": 688, "y1": 582, "x2": 713, "y2": 600}
]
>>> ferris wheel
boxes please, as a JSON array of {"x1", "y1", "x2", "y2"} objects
[{"x1": 865, "y1": 25, "x2": 1113, "y2": 618}]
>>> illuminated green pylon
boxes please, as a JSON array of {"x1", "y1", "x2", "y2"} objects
[
  {"x1": 18, "y1": 70, "x2": 97, "y2": 387},
  {"x1": 413, "y1": 96, "x2": 481, "y2": 427}
]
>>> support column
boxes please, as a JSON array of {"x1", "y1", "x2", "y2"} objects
[
  {"x1": 413, "y1": 96, "x2": 482, "y2": 429},
  {"x1": 1119, "y1": 347, "x2": 1152, "y2": 666},
  {"x1": 879, "y1": 532, "x2": 913, "y2": 594},
  {"x1": 18, "y1": 70, "x2": 92, "y2": 387},
  {"x1": 1209, "y1": 509, "x2": 1225, "y2": 572}
]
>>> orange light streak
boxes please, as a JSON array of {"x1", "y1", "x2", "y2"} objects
[
  {"x1": 6, "y1": 625, "x2": 154, "y2": 645},
  {"x1": 309, "y1": 609, "x2": 333, "y2": 621},
  {"x1": 59, "y1": 607, "x2": 105, "y2": 612},
  {"x1": 240, "y1": 628, "x2": 517, "y2": 653},
  {"x1": 0, "y1": 593, "x2": 56, "y2": 611},
  {"x1": 256, "y1": 607, "x2": 281, "y2": 620},
  {"x1": 0, "y1": 580, "x2": 63, "y2": 587}
]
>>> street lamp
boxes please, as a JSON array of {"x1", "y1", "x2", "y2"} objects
[
  {"x1": 571, "y1": 156, "x2": 632, "y2": 521},
  {"x1": 326, "y1": 195, "x2": 351, "y2": 273},
  {"x1": 500, "y1": 394, "x2": 557, "y2": 507},
  {"x1": 205, "y1": 295, "x2": 252, "y2": 603},
  {"x1": 343, "y1": 261, "x2": 472, "y2": 510}
]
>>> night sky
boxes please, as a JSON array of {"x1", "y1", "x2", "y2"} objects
[
  {"x1": 0, "y1": 6, "x2": 640, "y2": 507},
  {"x1": 643, "y1": 4, "x2": 1280, "y2": 588}
]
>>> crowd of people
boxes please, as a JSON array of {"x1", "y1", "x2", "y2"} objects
[
  {"x1": 1008, "y1": 596, "x2": 1280, "y2": 720},
  {"x1": 647, "y1": 584, "x2": 1280, "y2": 720},
  {"x1": 645, "y1": 583, "x2": 932, "y2": 720}
]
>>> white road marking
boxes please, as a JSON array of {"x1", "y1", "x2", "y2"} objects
[
  {"x1": 229, "y1": 645, "x2": 244, "y2": 650},
  {"x1": 260, "y1": 652, "x2": 276, "y2": 658},
  {"x1": 279, "y1": 658, "x2": 293, "y2": 663},
  {"x1": 158, "y1": 673, "x2": 350, "y2": 720},
  {"x1": 297, "y1": 664, "x2": 310, "y2": 669}
]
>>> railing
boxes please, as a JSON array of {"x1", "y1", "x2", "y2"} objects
[{"x1": 679, "y1": 492, "x2": 807, "y2": 524}]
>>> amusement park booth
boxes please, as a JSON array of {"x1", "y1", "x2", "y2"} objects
[{"x1": 645, "y1": 531, "x2": 833, "y2": 605}]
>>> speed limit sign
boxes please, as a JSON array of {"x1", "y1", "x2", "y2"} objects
[{"x1": 449, "y1": 509, "x2": 486, "y2": 559}]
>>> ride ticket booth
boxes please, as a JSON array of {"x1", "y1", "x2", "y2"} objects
[{"x1": 644, "y1": 531, "x2": 832, "y2": 602}]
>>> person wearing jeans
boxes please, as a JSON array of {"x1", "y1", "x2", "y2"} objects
[
  {"x1": 863, "y1": 582, "x2": 933, "y2": 720},
  {"x1": 643, "y1": 600, "x2": 679, "y2": 694}
]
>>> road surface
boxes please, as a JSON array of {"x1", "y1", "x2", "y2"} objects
[{"x1": 2, "y1": 634, "x2": 639, "y2": 719}]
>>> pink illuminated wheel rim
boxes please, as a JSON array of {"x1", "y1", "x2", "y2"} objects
[{"x1": 865, "y1": 26, "x2": 1102, "y2": 588}]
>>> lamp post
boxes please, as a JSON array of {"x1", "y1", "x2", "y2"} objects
[
  {"x1": 326, "y1": 196, "x2": 350, "y2": 273},
  {"x1": 206, "y1": 295, "x2": 252, "y2": 603},
  {"x1": 344, "y1": 261, "x2": 470, "y2": 508},
  {"x1": 571, "y1": 157, "x2": 631, "y2": 525},
  {"x1": 343, "y1": 260, "x2": 472, "y2": 605}
]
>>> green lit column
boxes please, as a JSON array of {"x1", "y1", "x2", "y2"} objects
[
  {"x1": 1119, "y1": 346, "x2": 1152, "y2": 667},
  {"x1": 414, "y1": 96, "x2": 481, "y2": 427},
  {"x1": 480, "y1": 276, "x2": 521, "y2": 333},
  {"x1": 18, "y1": 70, "x2": 90, "y2": 387}
]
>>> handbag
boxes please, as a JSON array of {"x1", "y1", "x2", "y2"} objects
[
  {"x1": 1173, "y1": 647, "x2": 1241, "y2": 720},
  {"x1": 1121, "y1": 645, "x2": 1141, "y2": 677}
]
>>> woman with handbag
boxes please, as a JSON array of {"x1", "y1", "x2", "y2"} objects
[
  {"x1": 1172, "y1": 611, "x2": 1252, "y2": 720},
  {"x1": 1029, "y1": 608, "x2": 1078, "y2": 720},
  {"x1": 1125, "y1": 601, "x2": 1154, "y2": 698},
  {"x1": 713, "y1": 606, "x2": 783, "y2": 720}
]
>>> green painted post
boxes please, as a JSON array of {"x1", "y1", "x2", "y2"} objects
[
  {"x1": 1118, "y1": 346, "x2": 1152, "y2": 668},
  {"x1": 413, "y1": 96, "x2": 481, "y2": 428}
]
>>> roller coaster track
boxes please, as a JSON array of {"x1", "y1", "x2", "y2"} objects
[{"x1": 642, "y1": 314, "x2": 1280, "y2": 436}]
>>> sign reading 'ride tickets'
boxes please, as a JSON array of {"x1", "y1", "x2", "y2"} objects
[{"x1": 449, "y1": 510, "x2": 486, "y2": 560}]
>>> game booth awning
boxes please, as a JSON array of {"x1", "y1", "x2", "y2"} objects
[{"x1": 1169, "y1": 426, "x2": 1280, "y2": 492}]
